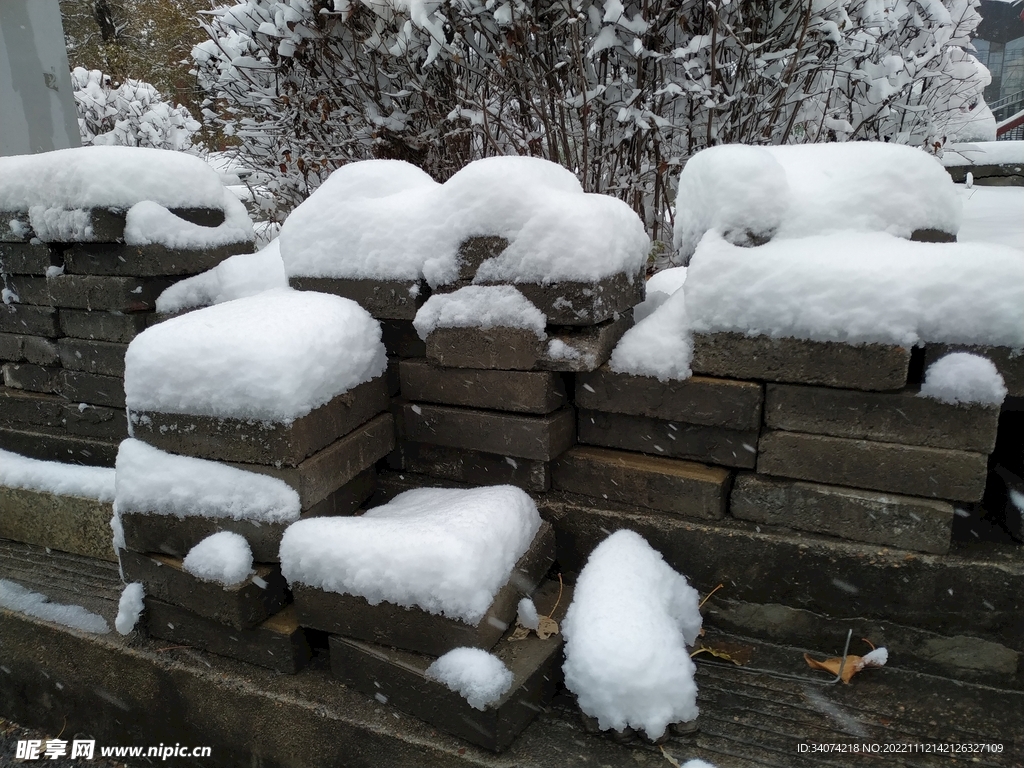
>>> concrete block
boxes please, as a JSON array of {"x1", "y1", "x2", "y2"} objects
[
  {"x1": 0, "y1": 387, "x2": 65, "y2": 428},
  {"x1": 0, "y1": 211, "x2": 32, "y2": 242},
  {"x1": 22, "y1": 206, "x2": 226, "y2": 243},
  {"x1": 0, "y1": 425, "x2": 118, "y2": 466},
  {"x1": 491, "y1": 270, "x2": 645, "y2": 326},
  {"x1": 757, "y1": 431, "x2": 989, "y2": 503},
  {"x1": 765, "y1": 383, "x2": 1000, "y2": 453},
  {"x1": 63, "y1": 402, "x2": 127, "y2": 440},
  {"x1": 61, "y1": 370, "x2": 125, "y2": 408},
  {"x1": 329, "y1": 580, "x2": 567, "y2": 753},
  {"x1": 577, "y1": 409, "x2": 758, "y2": 469},
  {"x1": 0, "y1": 485, "x2": 116, "y2": 561},
  {"x1": 58, "y1": 338, "x2": 128, "y2": 377},
  {"x1": 730, "y1": 473, "x2": 954, "y2": 554},
  {"x1": 553, "y1": 445, "x2": 730, "y2": 519},
  {"x1": 0, "y1": 304, "x2": 59, "y2": 337},
  {"x1": 59, "y1": 309, "x2": 156, "y2": 343},
  {"x1": 576, "y1": 367, "x2": 762, "y2": 430},
  {"x1": 924, "y1": 343, "x2": 1024, "y2": 398},
  {"x1": 2, "y1": 363, "x2": 61, "y2": 394},
  {"x1": 945, "y1": 162, "x2": 1024, "y2": 186},
  {"x1": 130, "y1": 376, "x2": 389, "y2": 466},
  {"x1": 537, "y1": 312, "x2": 633, "y2": 372},
  {"x1": 120, "y1": 550, "x2": 289, "y2": 631},
  {"x1": 0, "y1": 242, "x2": 60, "y2": 274},
  {"x1": 0, "y1": 333, "x2": 59, "y2": 366},
  {"x1": 400, "y1": 359, "x2": 566, "y2": 414},
  {"x1": 293, "y1": 522, "x2": 554, "y2": 656},
  {"x1": 381, "y1": 320, "x2": 426, "y2": 358},
  {"x1": 289, "y1": 276, "x2": 426, "y2": 320},
  {"x1": 45, "y1": 274, "x2": 172, "y2": 312},
  {"x1": 64, "y1": 241, "x2": 251, "y2": 277},
  {"x1": 691, "y1": 332, "x2": 910, "y2": 391},
  {"x1": 401, "y1": 403, "x2": 575, "y2": 461},
  {"x1": 391, "y1": 442, "x2": 550, "y2": 492},
  {"x1": 3, "y1": 275, "x2": 51, "y2": 305},
  {"x1": 444, "y1": 236, "x2": 509, "y2": 288},
  {"x1": 145, "y1": 600, "x2": 311, "y2": 674},
  {"x1": 386, "y1": 357, "x2": 401, "y2": 396}
]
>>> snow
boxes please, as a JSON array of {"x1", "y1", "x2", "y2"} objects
[
  {"x1": 280, "y1": 156, "x2": 649, "y2": 287},
  {"x1": 182, "y1": 532, "x2": 255, "y2": 587},
  {"x1": 562, "y1": 530, "x2": 702, "y2": 739},
  {"x1": 941, "y1": 141, "x2": 1024, "y2": 166},
  {"x1": 957, "y1": 186, "x2": 1024, "y2": 253},
  {"x1": 634, "y1": 266, "x2": 687, "y2": 323},
  {"x1": 123, "y1": 192, "x2": 255, "y2": 249},
  {"x1": 412, "y1": 285, "x2": 547, "y2": 340},
  {"x1": 115, "y1": 582, "x2": 145, "y2": 635},
  {"x1": 114, "y1": 439, "x2": 300, "y2": 523},
  {"x1": 0, "y1": 579, "x2": 109, "y2": 634},
  {"x1": 0, "y1": 448, "x2": 115, "y2": 502},
  {"x1": 859, "y1": 647, "x2": 889, "y2": 669},
  {"x1": 425, "y1": 648, "x2": 514, "y2": 710},
  {"x1": 609, "y1": 288, "x2": 692, "y2": 381},
  {"x1": 156, "y1": 239, "x2": 287, "y2": 313},
  {"x1": 280, "y1": 486, "x2": 542, "y2": 624},
  {"x1": 125, "y1": 288, "x2": 386, "y2": 421},
  {"x1": 919, "y1": 353, "x2": 1007, "y2": 406},
  {"x1": 517, "y1": 597, "x2": 540, "y2": 630},
  {"x1": 683, "y1": 231, "x2": 1024, "y2": 348}
]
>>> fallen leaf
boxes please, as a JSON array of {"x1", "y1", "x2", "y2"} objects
[
  {"x1": 691, "y1": 641, "x2": 752, "y2": 666},
  {"x1": 509, "y1": 626, "x2": 532, "y2": 642},
  {"x1": 659, "y1": 745, "x2": 682, "y2": 767},
  {"x1": 804, "y1": 645, "x2": 888, "y2": 683},
  {"x1": 537, "y1": 615, "x2": 559, "y2": 640}
]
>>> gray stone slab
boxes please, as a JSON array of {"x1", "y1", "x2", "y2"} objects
[
  {"x1": 0, "y1": 333, "x2": 59, "y2": 366},
  {"x1": 2, "y1": 275, "x2": 51, "y2": 305},
  {"x1": 765, "y1": 383, "x2": 1000, "y2": 453},
  {"x1": 757, "y1": 430, "x2": 989, "y2": 503},
  {"x1": 130, "y1": 376, "x2": 389, "y2": 466},
  {"x1": 577, "y1": 408, "x2": 758, "y2": 469},
  {"x1": 945, "y1": 163, "x2": 1024, "y2": 185},
  {"x1": 486, "y1": 270, "x2": 644, "y2": 326},
  {"x1": 289, "y1": 276, "x2": 426, "y2": 320},
  {"x1": 400, "y1": 359, "x2": 566, "y2": 414},
  {"x1": 63, "y1": 402, "x2": 127, "y2": 440},
  {"x1": 0, "y1": 211, "x2": 32, "y2": 242},
  {"x1": 381, "y1": 319, "x2": 426, "y2": 358},
  {"x1": 58, "y1": 337, "x2": 128, "y2": 377},
  {"x1": 45, "y1": 274, "x2": 172, "y2": 312},
  {"x1": 924, "y1": 343, "x2": 1024, "y2": 398},
  {"x1": 64, "y1": 240, "x2": 251, "y2": 277},
  {"x1": 400, "y1": 403, "x2": 575, "y2": 461},
  {"x1": 691, "y1": 332, "x2": 910, "y2": 391},
  {"x1": 553, "y1": 445, "x2": 730, "y2": 520},
  {"x1": 58, "y1": 308, "x2": 157, "y2": 343},
  {"x1": 443, "y1": 236, "x2": 509, "y2": 288},
  {"x1": 537, "y1": 312, "x2": 633, "y2": 372},
  {"x1": 426, "y1": 326, "x2": 544, "y2": 370},
  {"x1": 61, "y1": 370, "x2": 125, "y2": 408},
  {"x1": 390, "y1": 442, "x2": 551, "y2": 492},
  {"x1": 730, "y1": 473, "x2": 953, "y2": 554},
  {"x1": 0, "y1": 242, "x2": 60, "y2": 274},
  {"x1": 576, "y1": 367, "x2": 763, "y2": 430},
  {"x1": 22, "y1": 206, "x2": 228, "y2": 244},
  {"x1": 2, "y1": 363, "x2": 61, "y2": 394},
  {"x1": 0, "y1": 485, "x2": 115, "y2": 562},
  {"x1": 292, "y1": 522, "x2": 554, "y2": 656},
  {"x1": 0, "y1": 425, "x2": 118, "y2": 466},
  {"x1": 0, "y1": 304, "x2": 59, "y2": 337},
  {"x1": 0, "y1": 387, "x2": 65, "y2": 428}
]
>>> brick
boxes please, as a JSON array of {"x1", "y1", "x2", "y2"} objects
[
  {"x1": 577, "y1": 409, "x2": 758, "y2": 469},
  {"x1": 0, "y1": 211, "x2": 32, "y2": 242},
  {"x1": 577, "y1": 368, "x2": 762, "y2": 430},
  {"x1": 381, "y1": 320, "x2": 426, "y2": 358},
  {"x1": 0, "y1": 387, "x2": 65, "y2": 428},
  {"x1": 0, "y1": 304, "x2": 59, "y2": 337},
  {"x1": 553, "y1": 446, "x2": 730, "y2": 520},
  {"x1": 0, "y1": 485, "x2": 116, "y2": 562},
  {"x1": 289, "y1": 276, "x2": 425, "y2": 320},
  {"x1": 59, "y1": 309, "x2": 156, "y2": 343},
  {"x1": 64, "y1": 240, "x2": 251, "y2": 277},
  {"x1": 2, "y1": 363, "x2": 61, "y2": 394},
  {"x1": 538, "y1": 312, "x2": 633, "y2": 372},
  {"x1": 329, "y1": 580, "x2": 567, "y2": 752},
  {"x1": 0, "y1": 333, "x2": 59, "y2": 366},
  {"x1": 130, "y1": 376, "x2": 389, "y2": 466},
  {"x1": 730, "y1": 473, "x2": 953, "y2": 555},
  {"x1": 399, "y1": 359, "x2": 566, "y2": 414},
  {"x1": 3, "y1": 275, "x2": 51, "y2": 305},
  {"x1": 765, "y1": 383, "x2": 1000, "y2": 453},
  {"x1": 757, "y1": 431, "x2": 988, "y2": 503},
  {"x1": 120, "y1": 550, "x2": 289, "y2": 630},
  {"x1": 924, "y1": 343, "x2": 1024, "y2": 398},
  {"x1": 63, "y1": 402, "x2": 127, "y2": 440},
  {"x1": 0, "y1": 425, "x2": 118, "y2": 466},
  {"x1": 45, "y1": 274, "x2": 172, "y2": 312},
  {"x1": 691, "y1": 332, "x2": 910, "y2": 391},
  {"x1": 390, "y1": 442, "x2": 550, "y2": 492},
  {"x1": 444, "y1": 236, "x2": 509, "y2": 288},
  {"x1": 292, "y1": 522, "x2": 554, "y2": 656},
  {"x1": 488, "y1": 269, "x2": 645, "y2": 326},
  {"x1": 0, "y1": 242, "x2": 61, "y2": 274},
  {"x1": 58, "y1": 338, "x2": 128, "y2": 377},
  {"x1": 61, "y1": 370, "x2": 125, "y2": 408},
  {"x1": 401, "y1": 403, "x2": 575, "y2": 461}
]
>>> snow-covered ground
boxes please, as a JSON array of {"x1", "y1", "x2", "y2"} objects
[{"x1": 956, "y1": 185, "x2": 1024, "y2": 254}]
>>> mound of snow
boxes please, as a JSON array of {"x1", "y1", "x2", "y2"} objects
[
  {"x1": 609, "y1": 288, "x2": 692, "y2": 381},
  {"x1": 425, "y1": 648, "x2": 514, "y2": 710},
  {"x1": 183, "y1": 531, "x2": 254, "y2": 587},
  {"x1": 634, "y1": 266, "x2": 687, "y2": 323},
  {"x1": 123, "y1": 192, "x2": 255, "y2": 249},
  {"x1": 0, "y1": 579, "x2": 109, "y2": 634},
  {"x1": 413, "y1": 285, "x2": 547, "y2": 340},
  {"x1": 919, "y1": 353, "x2": 1007, "y2": 406},
  {"x1": 0, "y1": 448, "x2": 115, "y2": 501},
  {"x1": 115, "y1": 582, "x2": 145, "y2": 635}
]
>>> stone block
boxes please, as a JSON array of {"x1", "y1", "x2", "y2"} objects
[
  {"x1": 3, "y1": 276, "x2": 51, "y2": 305},
  {"x1": 58, "y1": 338, "x2": 128, "y2": 377},
  {"x1": 45, "y1": 274, "x2": 172, "y2": 312},
  {"x1": 537, "y1": 312, "x2": 633, "y2": 372},
  {"x1": 757, "y1": 431, "x2": 988, "y2": 503},
  {"x1": 61, "y1": 370, "x2": 125, "y2": 408},
  {"x1": 945, "y1": 163, "x2": 1024, "y2": 186},
  {"x1": 0, "y1": 485, "x2": 116, "y2": 562},
  {"x1": 486, "y1": 270, "x2": 644, "y2": 326},
  {"x1": 391, "y1": 442, "x2": 550, "y2": 492},
  {"x1": 292, "y1": 521, "x2": 554, "y2": 656},
  {"x1": 765, "y1": 383, "x2": 1000, "y2": 453},
  {"x1": 0, "y1": 211, "x2": 32, "y2": 242},
  {"x1": 0, "y1": 387, "x2": 65, "y2": 428},
  {"x1": 400, "y1": 403, "x2": 575, "y2": 461},
  {"x1": 730, "y1": 473, "x2": 953, "y2": 554},
  {"x1": 691, "y1": 332, "x2": 910, "y2": 391},
  {"x1": 924, "y1": 343, "x2": 1024, "y2": 398},
  {"x1": 385, "y1": 358, "x2": 400, "y2": 396},
  {"x1": 23, "y1": 206, "x2": 227, "y2": 244},
  {"x1": 0, "y1": 333, "x2": 59, "y2": 366},
  {"x1": 64, "y1": 241, "x2": 251, "y2": 277},
  {"x1": 577, "y1": 409, "x2": 758, "y2": 469},
  {"x1": 130, "y1": 376, "x2": 389, "y2": 466},
  {"x1": 0, "y1": 304, "x2": 59, "y2": 337},
  {"x1": 145, "y1": 600, "x2": 311, "y2": 674},
  {"x1": 553, "y1": 446, "x2": 730, "y2": 519},
  {"x1": 2, "y1": 363, "x2": 61, "y2": 394},
  {"x1": 0, "y1": 242, "x2": 60, "y2": 274},
  {"x1": 59, "y1": 309, "x2": 156, "y2": 343},
  {"x1": 329, "y1": 580, "x2": 567, "y2": 753},
  {"x1": 120, "y1": 550, "x2": 289, "y2": 631},
  {"x1": 576, "y1": 368, "x2": 763, "y2": 430},
  {"x1": 63, "y1": 403, "x2": 127, "y2": 440},
  {"x1": 399, "y1": 359, "x2": 566, "y2": 414},
  {"x1": 381, "y1": 320, "x2": 426, "y2": 358},
  {"x1": 0, "y1": 425, "x2": 118, "y2": 466},
  {"x1": 289, "y1": 276, "x2": 425, "y2": 320}
]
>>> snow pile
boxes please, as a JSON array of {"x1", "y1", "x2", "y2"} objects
[
  {"x1": 674, "y1": 143, "x2": 961, "y2": 262},
  {"x1": 156, "y1": 239, "x2": 287, "y2": 313},
  {"x1": 919, "y1": 353, "x2": 1007, "y2": 406},
  {"x1": 0, "y1": 448, "x2": 115, "y2": 502},
  {"x1": 684, "y1": 232, "x2": 1024, "y2": 348},
  {"x1": 280, "y1": 157, "x2": 649, "y2": 286},
  {"x1": 280, "y1": 486, "x2": 542, "y2": 624},
  {"x1": 413, "y1": 285, "x2": 547, "y2": 340},
  {"x1": 125, "y1": 288, "x2": 386, "y2": 421},
  {"x1": 115, "y1": 582, "x2": 145, "y2": 635},
  {"x1": 114, "y1": 439, "x2": 300, "y2": 523},
  {"x1": 634, "y1": 266, "x2": 687, "y2": 323},
  {"x1": 858, "y1": 647, "x2": 888, "y2": 669},
  {"x1": 609, "y1": 288, "x2": 692, "y2": 381},
  {"x1": 123, "y1": 193, "x2": 255, "y2": 250},
  {"x1": 0, "y1": 579, "x2": 109, "y2": 634},
  {"x1": 942, "y1": 141, "x2": 1024, "y2": 167},
  {"x1": 562, "y1": 530, "x2": 702, "y2": 739},
  {"x1": 957, "y1": 187, "x2": 1024, "y2": 254},
  {"x1": 425, "y1": 648, "x2": 514, "y2": 710},
  {"x1": 517, "y1": 597, "x2": 540, "y2": 630},
  {"x1": 183, "y1": 532, "x2": 255, "y2": 587}
]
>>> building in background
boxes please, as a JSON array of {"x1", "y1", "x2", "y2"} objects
[{"x1": 974, "y1": 0, "x2": 1024, "y2": 137}]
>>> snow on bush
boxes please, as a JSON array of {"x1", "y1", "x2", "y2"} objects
[
  {"x1": 919, "y1": 353, "x2": 1007, "y2": 406},
  {"x1": 183, "y1": 532, "x2": 255, "y2": 587},
  {"x1": 0, "y1": 579, "x2": 109, "y2": 634},
  {"x1": 115, "y1": 582, "x2": 145, "y2": 635},
  {"x1": 0, "y1": 448, "x2": 114, "y2": 501},
  {"x1": 425, "y1": 648, "x2": 514, "y2": 710},
  {"x1": 610, "y1": 288, "x2": 692, "y2": 381},
  {"x1": 413, "y1": 286, "x2": 547, "y2": 341},
  {"x1": 562, "y1": 530, "x2": 702, "y2": 739}
]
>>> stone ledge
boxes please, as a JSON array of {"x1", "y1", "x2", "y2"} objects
[{"x1": 0, "y1": 485, "x2": 115, "y2": 561}]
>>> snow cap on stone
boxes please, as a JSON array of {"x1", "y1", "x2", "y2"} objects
[{"x1": 919, "y1": 352, "x2": 1007, "y2": 406}]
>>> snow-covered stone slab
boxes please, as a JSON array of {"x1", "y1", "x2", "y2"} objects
[
  {"x1": 502, "y1": 272, "x2": 644, "y2": 326},
  {"x1": 0, "y1": 425, "x2": 118, "y2": 467},
  {"x1": 64, "y1": 240, "x2": 252, "y2": 278},
  {"x1": 946, "y1": 164, "x2": 1024, "y2": 187},
  {"x1": 0, "y1": 242, "x2": 60, "y2": 274},
  {"x1": 58, "y1": 338, "x2": 127, "y2": 377},
  {"x1": 0, "y1": 387, "x2": 65, "y2": 429},
  {"x1": 63, "y1": 403, "x2": 126, "y2": 440},
  {"x1": 0, "y1": 211, "x2": 33, "y2": 242},
  {"x1": 0, "y1": 333, "x2": 59, "y2": 366},
  {"x1": 924, "y1": 344, "x2": 1024, "y2": 399},
  {"x1": 58, "y1": 309, "x2": 156, "y2": 344},
  {"x1": 287, "y1": 277, "x2": 426, "y2": 321},
  {"x1": 943, "y1": 141, "x2": 1024, "y2": 185},
  {"x1": 2, "y1": 363, "x2": 60, "y2": 395},
  {"x1": 60, "y1": 370, "x2": 125, "y2": 408},
  {"x1": 399, "y1": 360, "x2": 566, "y2": 415},
  {"x1": 20, "y1": 206, "x2": 231, "y2": 244},
  {"x1": 380, "y1": 319, "x2": 426, "y2": 358},
  {"x1": 0, "y1": 304, "x2": 60, "y2": 337},
  {"x1": 389, "y1": 442, "x2": 551, "y2": 492},
  {"x1": 329, "y1": 580, "x2": 569, "y2": 752}
]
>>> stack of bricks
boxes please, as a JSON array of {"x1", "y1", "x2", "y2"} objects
[{"x1": 0, "y1": 206, "x2": 247, "y2": 466}]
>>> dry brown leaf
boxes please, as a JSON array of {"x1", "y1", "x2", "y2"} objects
[
  {"x1": 804, "y1": 652, "x2": 865, "y2": 683},
  {"x1": 690, "y1": 641, "x2": 752, "y2": 666},
  {"x1": 537, "y1": 615, "x2": 560, "y2": 640},
  {"x1": 509, "y1": 626, "x2": 532, "y2": 642}
]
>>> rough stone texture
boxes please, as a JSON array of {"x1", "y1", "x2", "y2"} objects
[
  {"x1": 45, "y1": 274, "x2": 172, "y2": 312},
  {"x1": 63, "y1": 402, "x2": 127, "y2": 440},
  {"x1": 2, "y1": 363, "x2": 61, "y2": 394},
  {"x1": 0, "y1": 387, "x2": 65, "y2": 428},
  {"x1": 442, "y1": 236, "x2": 509, "y2": 289},
  {"x1": 0, "y1": 242, "x2": 60, "y2": 274},
  {"x1": 400, "y1": 359, "x2": 566, "y2": 414},
  {"x1": 924, "y1": 343, "x2": 1024, "y2": 398},
  {"x1": 292, "y1": 522, "x2": 554, "y2": 657},
  {"x1": 58, "y1": 308, "x2": 156, "y2": 343},
  {"x1": 3, "y1": 275, "x2": 51, "y2": 305},
  {"x1": 389, "y1": 442, "x2": 551, "y2": 492},
  {"x1": 130, "y1": 376, "x2": 389, "y2": 466},
  {"x1": 426, "y1": 326, "x2": 545, "y2": 370},
  {"x1": 0, "y1": 425, "x2": 118, "y2": 466},
  {"x1": 64, "y1": 241, "x2": 251, "y2": 277},
  {"x1": 61, "y1": 369, "x2": 125, "y2": 408},
  {"x1": 486, "y1": 270, "x2": 644, "y2": 326},
  {"x1": 0, "y1": 333, "x2": 59, "y2": 366},
  {"x1": 577, "y1": 368, "x2": 763, "y2": 430},
  {"x1": 537, "y1": 312, "x2": 633, "y2": 373},
  {"x1": 577, "y1": 408, "x2": 759, "y2": 469},
  {"x1": 0, "y1": 304, "x2": 59, "y2": 337},
  {"x1": 381, "y1": 319, "x2": 427, "y2": 358},
  {"x1": 945, "y1": 163, "x2": 1024, "y2": 186},
  {"x1": 289, "y1": 276, "x2": 426, "y2": 320},
  {"x1": 553, "y1": 446, "x2": 730, "y2": 520},
  {"x1": 691, "y1": 332, "x2": 910, "y2": 391},
  {"x1": 757, "y1": 431, "x2": 989, "y2": 502},
  {"x1": 764, "y1": 383, "x2": 1000, "y2": 453},
  {"x1": 58, "y1": 337, "x2": 128, "y2": 377},
  {"x1": 400, "y1": 403, "x2": 575, "y2": 461},
  {"x1": 0, "y1": 211, "x2": 32, "y2": 242},
  {"x1": 145, "y1": 600, "x2": 311, "y2": 674},
  {"x1": 120, "y1": 550, "x2": 289, "y2": 631},
  {"x1": 730, "y1": 473, "x2": 954, "y2": 554},
  {"x1": 329, "y1": 580, "x2": 567, "y2": 753},
  {"x1": 0, "y1": 485, "x2": 115, "y2": 562}
]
